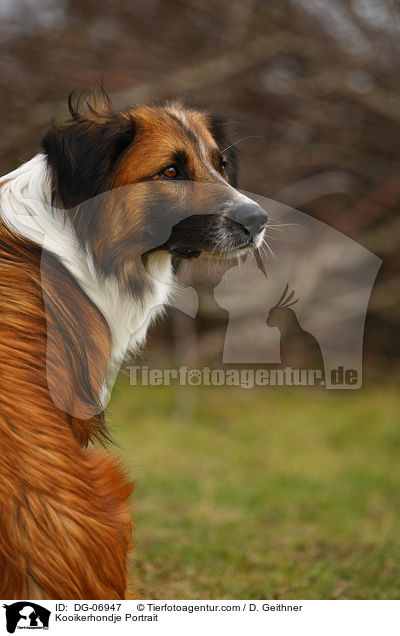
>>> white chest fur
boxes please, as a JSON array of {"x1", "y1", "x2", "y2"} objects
[{"x1": 0, "y1": 154, "x2": 173, "y2": 377}]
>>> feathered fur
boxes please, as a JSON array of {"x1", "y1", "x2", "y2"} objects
[{"x1": 0, "y1": 89, "x2": 266, "y2": 599}]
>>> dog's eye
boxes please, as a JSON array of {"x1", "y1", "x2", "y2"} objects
[
  {"x1": 161, "y1": 165, "x2": 178, "y2": 179},
  {"x1": 220, "y1": 161, "x2": 228, "y2": 177}
]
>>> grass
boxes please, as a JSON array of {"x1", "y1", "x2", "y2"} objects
[{"x1": 107, "y1": 380, "x2": 400, "y2": 599}]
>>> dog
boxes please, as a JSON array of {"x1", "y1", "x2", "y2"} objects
[{"x1": 0, "y1": 88, "x2": 267, "y2": 599}]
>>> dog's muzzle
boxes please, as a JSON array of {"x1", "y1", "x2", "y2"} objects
[
  {"x1": 222, "y1": 201, "x2": 268, "y2": 240},
  {"x1": 142, "y1": 183, "x2": 268, "y2": 259}
]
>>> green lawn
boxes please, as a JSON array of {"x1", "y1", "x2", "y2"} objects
[{"x1": 107, "y1": 380, "x2": 400, "y2": 599}]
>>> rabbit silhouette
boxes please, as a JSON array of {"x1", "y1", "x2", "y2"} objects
[{"x1": 267, "y1": 284, "x2": 324, "y2": 371}]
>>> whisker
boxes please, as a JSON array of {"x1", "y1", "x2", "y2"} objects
[
  {"x1": 266, "y1": 223, "x2": 299, "y2": 228},
  {"x1": 263, "y1": 239, "x2": 278, "y2": 261},
  {"x1": 221, "y1": 135, "x2": 261, "y2": 154}
]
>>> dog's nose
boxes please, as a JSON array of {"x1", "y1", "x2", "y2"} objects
[{"x1": 226, "y1": 202, "x2": 268, "y2": 238}]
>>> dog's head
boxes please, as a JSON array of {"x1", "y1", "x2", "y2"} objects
[{"x1": 41, "y1": 89, "x2": 267, "y2": 294}]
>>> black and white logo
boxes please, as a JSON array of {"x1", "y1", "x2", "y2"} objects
[{"x1": 3, "y1": 603, "x2": 50, "y2": 634}]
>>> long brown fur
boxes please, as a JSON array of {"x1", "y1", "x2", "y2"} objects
[{"x1": 0, "y1": 222, "x2": 132, "y2": 599}]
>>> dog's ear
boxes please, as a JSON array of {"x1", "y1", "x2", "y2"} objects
[
  {"x1": 41, "y1": 93, "x2": 136, "y2": 208},
  {"x1": 206, "y1": 114, "x2": 238, "y2": 188}
]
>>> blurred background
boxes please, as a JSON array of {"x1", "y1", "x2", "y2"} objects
[
  {"x1": 1, "y1": 0, "x2": 400, "y2": 598},
  {"x1": 1, "y1": 0, "x2": 399, "y2": 373}
]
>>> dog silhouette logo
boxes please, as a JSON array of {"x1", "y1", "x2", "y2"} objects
[
  {"x1": 267, "y1": 283, "x2": 324, "y2": 372},
  {"x1": 3, "y1": 602, "x2": 50, "y2": 633}
]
